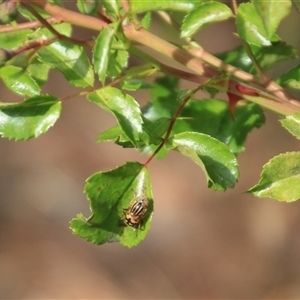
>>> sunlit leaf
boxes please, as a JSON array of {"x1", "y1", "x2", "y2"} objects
[
  {"x1": 172, "y1": 132, "x2": 239, "y2": 191},
  {"x1": 32, "y1": 22, "x2": 72, "y2": 38},
  {"x1": 27, "y1": 58, "x2": 51, "y2": 87},
  {"x1": 106, "y1": 48, "x2": 129, "y2": 79},
  {"x1": 0, "y1": 65, "x2": 40, "y2": 96},
  {"x1": 0, "y1": 95, "x2": 61, "y2": 140},
  {"x1": 181, "y1": 2, "x2": 233, "y2": 38},
  {"x1": 280, "y1": 113, "x2": 300, "y2": 140},
  {"x1": 88, "y1": 87, "x2": 145, "y2": 147},
  {"x1": 141, "y1": 11, "x2": 151, "y2": 29},
  {"x1": 101, "y1": 0, "x2": 120, "y2": 20},
  {"x1": 121, "y1": 79, "x2": 153, "y2": 91},
  {"x1": 93, "y1": 23, "x2": 117, "y2": 84},
  {"x1": 252, "y1": 0, "x2": 291, "y2": 38},
  {"x1": 38, "y1": 40, "x2": 94, "y2": 88},
  {"x1": 236, "y1": 3, "x2": 278, "y2": 46},
  {"x1": 96, "y1": 125, "x2": 134, "y2": 148},
  {"x1": 248, "y1": 152, "x2": 300, "y2": 202},
  {"x1": 0, "y1": 29, "x2": 32, "y2": 49},
  {"x1": 129, "y1": 0, "x2": 197, "y2": 13},
  {"x1": 122, "y1": 64, "x2": 158, "y2": 84}
]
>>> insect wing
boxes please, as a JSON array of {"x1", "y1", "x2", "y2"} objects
[
  {"x1": 130, "y1": 198, "x2": 148, "y2": 217},
  {"x1": 122, "y1": 198, "x2": 149, "y2": 229}
]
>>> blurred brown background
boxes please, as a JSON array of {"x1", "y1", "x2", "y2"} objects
[{"x1": 1, "y1": 4, "x2": 300, "y2": 299}]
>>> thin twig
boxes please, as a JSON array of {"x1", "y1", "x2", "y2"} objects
[
  {"x1": 60, "y1": 88, "x2": 95, "y2": 101},
  {"x1": 21, "y1": 0, "x2": 93, "y2": 47},
  {"x1": 231, "y1": 0, "x2": 238, "y2": 15},
  {"x1": 12, "y1": 36, "x2": 57, "y2": 56},
  {"x1": 241, "y1": 40, "x2": 268, "y2": 82},
  {"x1": 0, "y1": 17, "x2": 58, "y2": 33},
  {"x1": 187, "y1": 46, "x2": 297, "y2": 103}
]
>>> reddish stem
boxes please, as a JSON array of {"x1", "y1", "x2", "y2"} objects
[
  {"x1": 143, "y1": 86, "x2": 203, "y2": 166},
  {"x1": 0, "y1": 17, "x2": 58, "y2": 33}
]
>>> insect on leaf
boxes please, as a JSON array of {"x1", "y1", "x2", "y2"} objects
[{"x1": 70, "y1": 162, "x2": 154, "y2": 248}]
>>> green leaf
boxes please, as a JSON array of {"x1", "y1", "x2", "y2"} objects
[
  {"x1": 96, "y1": 116, "x2": 169, "y2": 148},
  {"x1": 217, "y1": 103, "x2": 265, "y2": 154},
  {"x1": 77, "y1": 0, "x2": 98, "y2": 15},
  {"x1": 38, "y1": 40, "x2": 94, "y2": 88},
  {"x1": 101, "y1": 0, "x2": 120, "y2": 21},
  {"x1": 96, "y1": 125, "x2": 125, "y2": 142},
  {"x1": 142, "y1": 117, "x2": 170, "y2": 145},
  {"x1": 172, "y1": 132, "x2": 239, "y2": 191},
  {"x1": 96, "y1": 125, "x2": 134, "y2": 148},
  {"x1": 0, "y1": 65, "x2": 40, "y2": 96},
  {"x1": 122, "y1": 63, "x2": 158, "y2": 83},
  {"x1": 140, "y1": 144, "x2": 168, "y2": 160},
  {"x1": 173, "y1": 100, "x2": 265, "y2": 154},
  {"x1": 32, "y1": 22, "x2": 72, "y2": 39},
  {"x1": 106, "y1": 48, "x2": 129, "y2": 79},
  {"x1": 70, "y1": 162, "x2": 154, "y2": 248},
  {"x1": 0, "y1": 95, "x2": 61, "y2": 140},
  {"x1": 181, "y1": 2, "x2": 233, "y2": 38},
  {"x1": 252, "y1": 0, "x2": 291, "y2": 38},
  {"x1": 277, "y1": 64, "x2": 300, "y2": 90},
  {"x1": 217, "y1": 45, "x2": 253, "y2": 73},
  {"x1": 0, "y1": 29, "x2": 32, "y2": 49},
  {"x1": 248, "y1": 152, "x2": 300, "y2": 202},
  {"x1": 129, "y1": 0, "x2": 197, "y2": 13},
  {"x1": 87, "y1": 87, "x2": 145, "y2": 147},
  {"x1": 18, "y1": 0, "x2": 62, "y2": 21},
  {"x1": 236, "y1": 3, "x2": 277, "y2": 46},
  {"x1": 143, "y1": 75, "x2": 180, "y2": 120},
  {"x1": 121, "y1": 79, "x2": 153, "y2": 91},
  {"x1": 97, "y1": 116, "x2": 169, "y2": 148},
  {"x1": 93, "y1": 24, "x2": 117, "y2": 84},
  {"x1": 141, "y1": 11, "x2": 151, "y2": 29},
  {"x1": 27, "y1": 59, "x2": 51, "y2": 87},
  {"x1": 18, "y1": 5, "x2": 49, "y2": 21},
  {"x1": 254, "y1": 42, "x2": 297, "y2": 71},
  {"x1": 218, "y1": 43, "x2": 297, "y2": 75},
  {"x1": 280, "y1": 113, "x2": 300, "y2": 140}
]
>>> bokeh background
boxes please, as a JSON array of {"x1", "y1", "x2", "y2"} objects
[{"x1": 1, "y1": 3, "x2": 300, "y2": 299}]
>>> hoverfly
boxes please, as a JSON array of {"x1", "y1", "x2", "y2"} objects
[{"x1": 122, "y1": 197, "x2": 148, "y2": 230}]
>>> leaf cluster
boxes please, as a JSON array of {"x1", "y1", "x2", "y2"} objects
[{"x1": 1, "y1": 0, "x2": 300, "y2": 247}]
